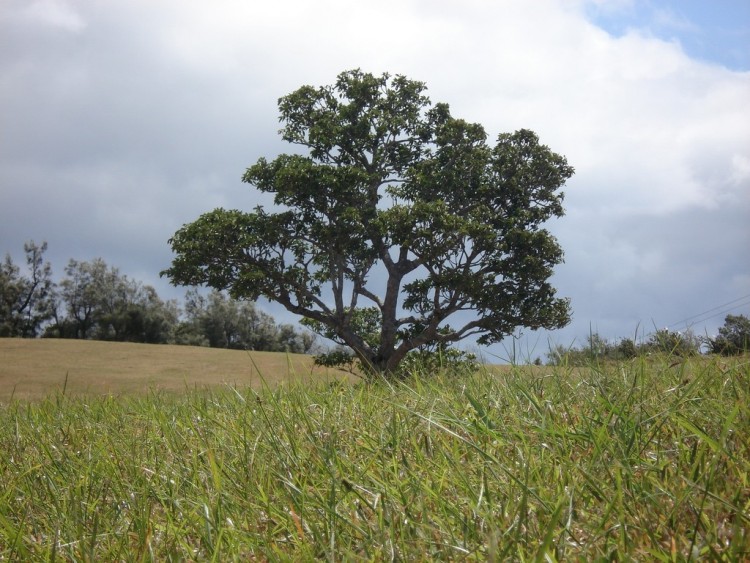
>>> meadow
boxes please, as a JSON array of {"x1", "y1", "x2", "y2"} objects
[
  {"x1": 0, "y1": 339, "x2": 350, "y2": 402},
  {"x1": 0, "y1": 341, "x2": 748, "y2": 560}
]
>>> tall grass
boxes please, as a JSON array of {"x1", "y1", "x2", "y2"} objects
[{"x1": 0, "y1": 355, "x2": 748, "y2": 560}]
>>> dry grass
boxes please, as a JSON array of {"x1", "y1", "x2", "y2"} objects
[{"x1": 0, "y1": 339, "x2": 350, "y2": 401}]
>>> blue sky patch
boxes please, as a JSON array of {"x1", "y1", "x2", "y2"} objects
[{"x1": 585, "y1": 0, "x2": 750, "y2": 70}]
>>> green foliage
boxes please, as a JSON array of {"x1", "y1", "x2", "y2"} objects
[
  {"x1": 301, "y1": 306, "x2": 382, "y2": 352},
  {"x1": 311, "y1": 347, "x2": 359, "y2": 372},
  {"x1": 0, "y1": 241, "x2": 56, "y2": 337},
  {"x1": 313, "y1": 341, "x2": 480, "y2": 379},
  {"x1": 176, "y1": 289, "x2": 315, "y2": 352},
  {"x1": 164, "y1": 70, "x2": 573, "y2": 375},
  {"x1": 51, "y1": 258, "x2": 179, "y2": 343},
  {"x1": 644, "y1": 328, "x2": 701, "y2": 357},
  {"x1": 397, "y1": 346, "x2": 479, "y2": 377},
  {"x1": 547, "y1": 329, "x2": 700, "y2": 366},
  {"x1": 1, "y1": 241, "x2": 312, "y2": 353},
  {"x1": 616, "y1": 337, "x2": 638, "y2": 359},
  {"x1": 704, "y1": 314, "x2": 750, "y2": 356}
]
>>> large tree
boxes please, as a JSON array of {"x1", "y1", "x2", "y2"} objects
[{"x1": 163, "y1": 70, "x2": 573, "y2": 375}]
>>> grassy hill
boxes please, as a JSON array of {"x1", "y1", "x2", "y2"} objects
[
  {"x1": 0, "y1": 338, "x2": 349, "y2": 401},
  {"x1": 0, "y1": 340, "x2": 748, "y2": 559}
]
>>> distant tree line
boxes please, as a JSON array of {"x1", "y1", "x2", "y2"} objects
[
  {"x1": 547, "y1": 316, "x2": 750, "y2": 366},
  {"x1": 0, "y1": 241, "x2": 315, "y2": 353}
]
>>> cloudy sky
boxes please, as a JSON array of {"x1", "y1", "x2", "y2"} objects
[{"x1": 1, "y1": 0, "x2": 749, "y2": 360}]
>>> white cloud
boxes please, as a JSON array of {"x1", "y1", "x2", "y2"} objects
[
  {"x1": 12, "y1": 0, "x2": 86, "y2": 32},
  {"x1": 0, "y1": 0, "x2": 747, "y2": 349},
  {"x1": 730, "y1": 154, "x2": 750, "y2": 186}
]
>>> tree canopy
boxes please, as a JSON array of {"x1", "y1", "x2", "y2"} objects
[
  {"x1": 163, "y1": 70, "x2": 574, "y2": 375},
  {"x1": 705, "y1": 314, "x2": 750, "y2": 356},
  {"x1": 0, "y1": 241, "x2": 55, "y2": 337}
]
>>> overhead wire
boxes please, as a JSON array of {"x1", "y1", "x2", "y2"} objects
[{"x1": 667, "y1": 293, "x2": 750, "y2": 332}]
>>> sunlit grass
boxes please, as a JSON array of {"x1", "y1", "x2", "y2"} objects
[{"x1": 0, "y1": 354, "x2": 748, "y2": 559}]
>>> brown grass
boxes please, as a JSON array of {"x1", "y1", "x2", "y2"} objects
[{"x1": 0, "y1": 338, "x2": 350, "y2": 401}]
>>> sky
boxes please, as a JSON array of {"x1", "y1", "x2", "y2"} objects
[{"x1": 1, "y1": 0, "x2": 749, "y2": 361}]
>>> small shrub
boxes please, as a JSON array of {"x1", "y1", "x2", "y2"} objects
[
  {"x1": 397, "y1": 347, "x2": 479, "y2": 377},
  {"x1": 617, "y1": 337, "x2": 638, "y2": 359},
  {"x1": 645, "y1": 329, "x2": 700, "y2": 357}
]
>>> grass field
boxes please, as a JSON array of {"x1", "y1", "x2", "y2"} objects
[
  {"x1": 0, "y1": 341, "x2": 748, "y2": 560},
  {"x1": 0, "y1": 339, "x2": 349, "y2": 401}
]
